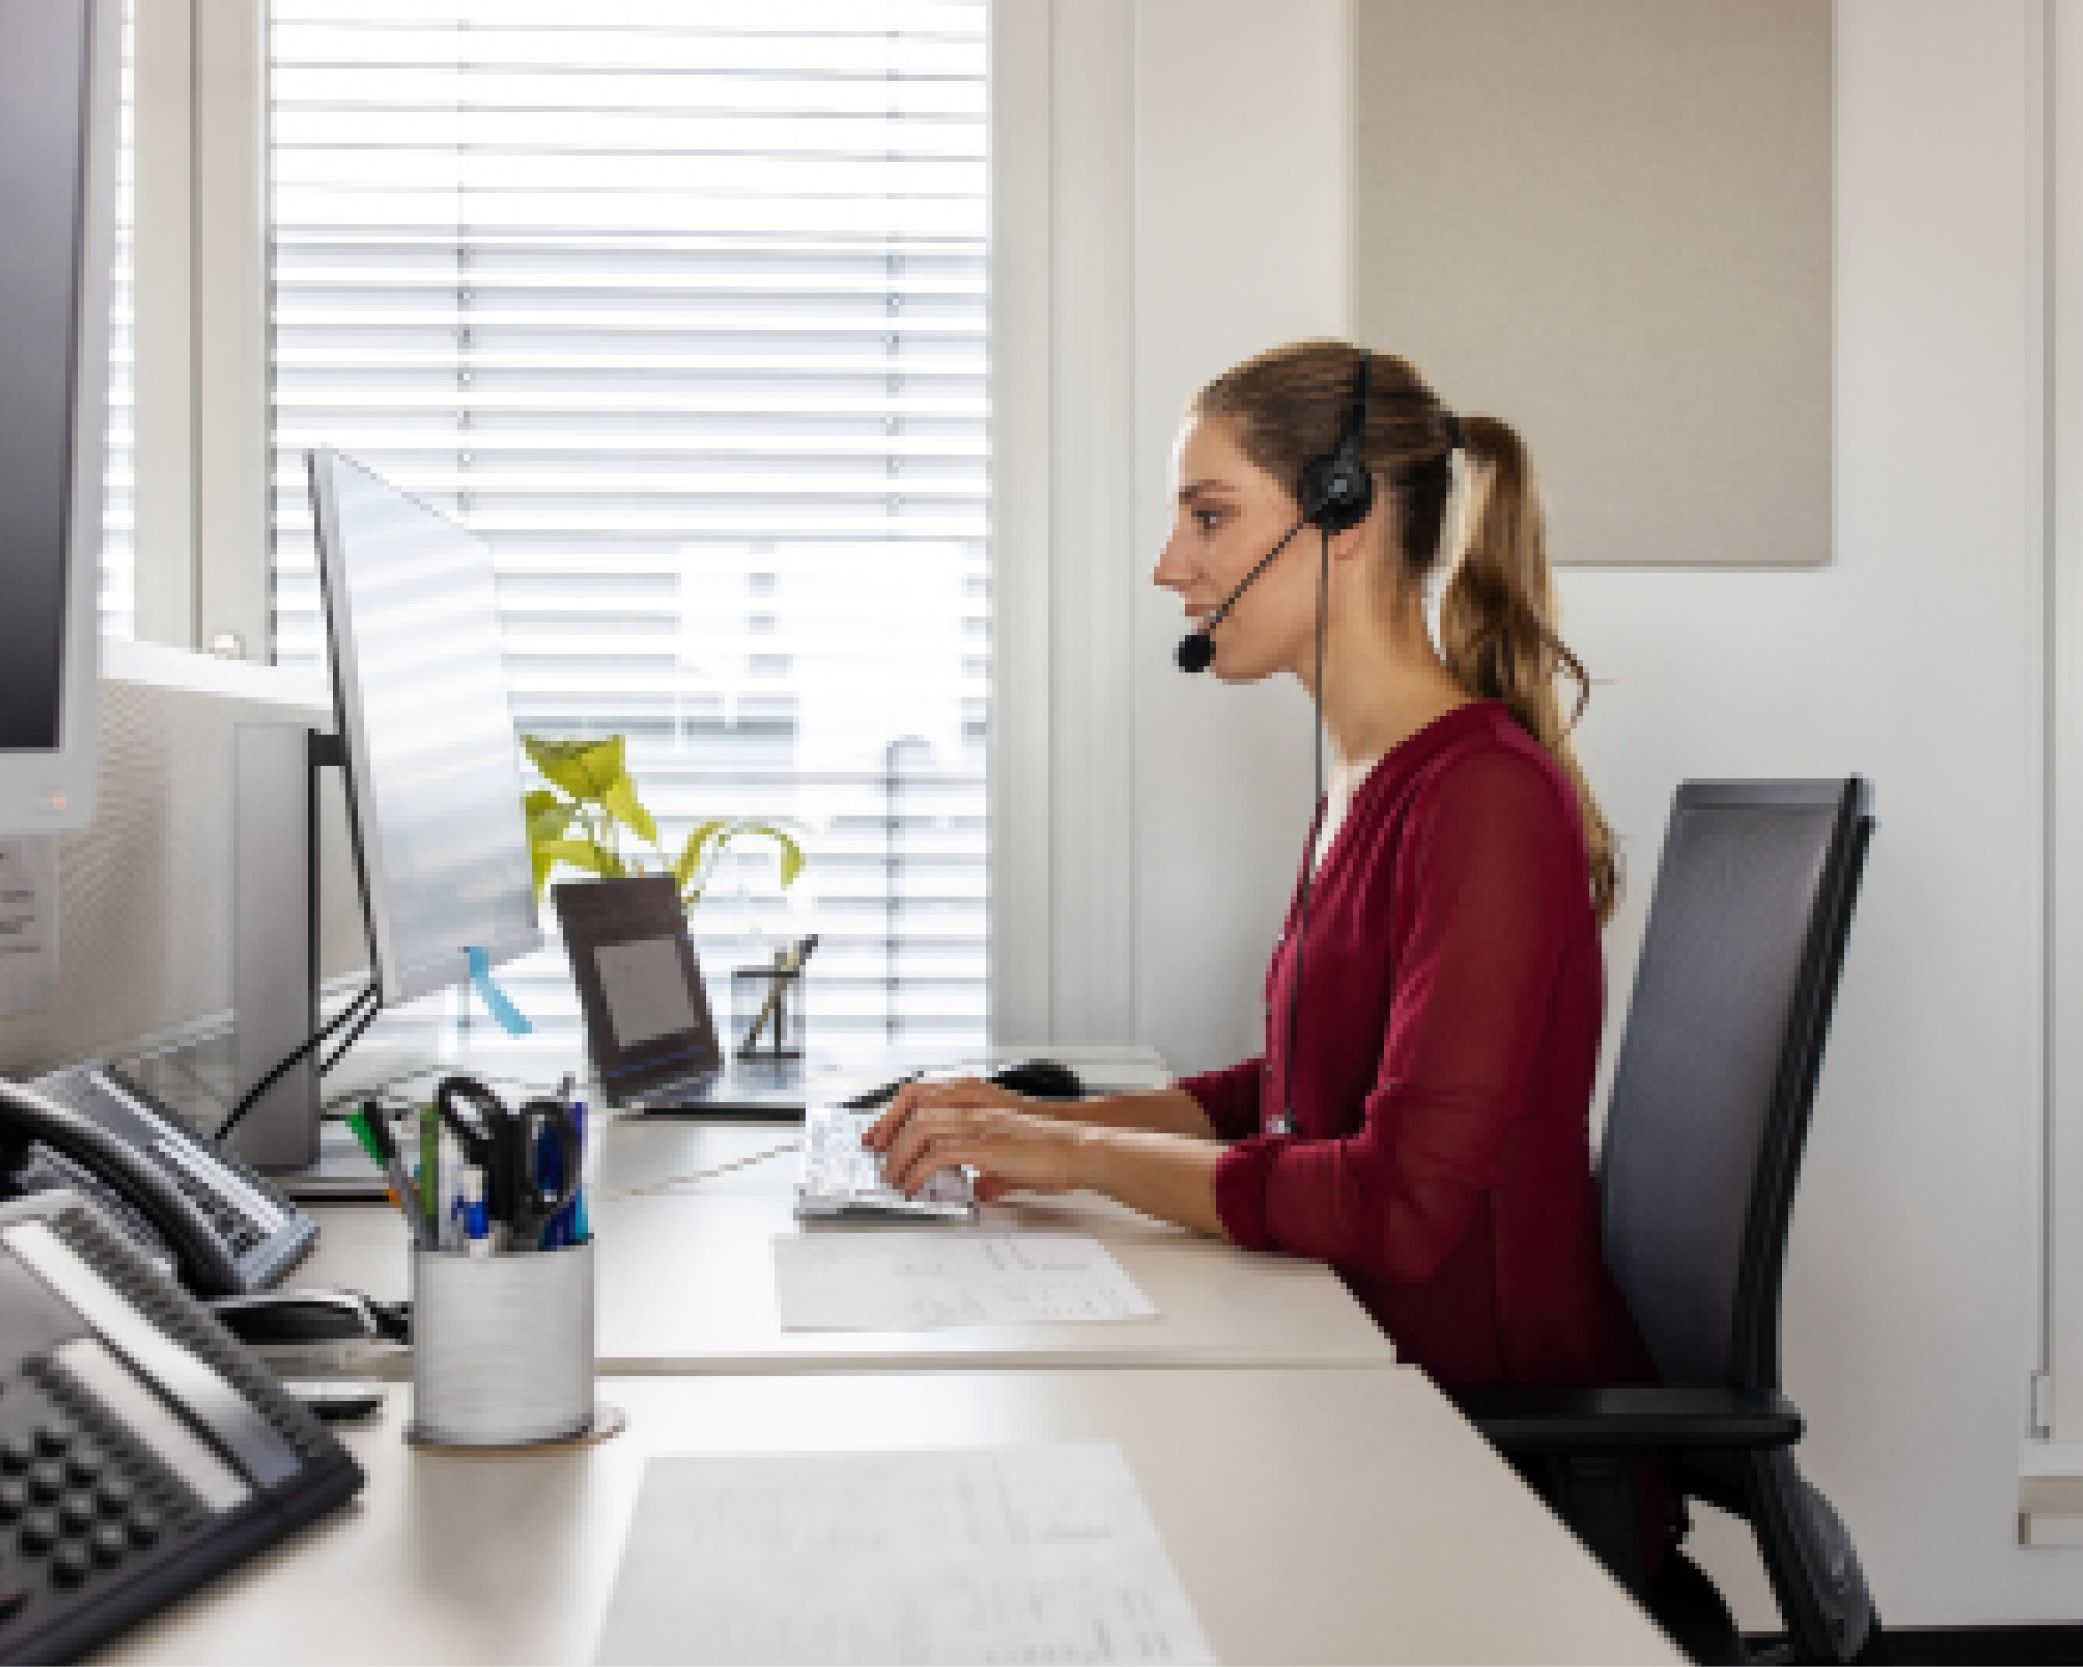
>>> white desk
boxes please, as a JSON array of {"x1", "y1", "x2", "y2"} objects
[
  {"x1": 297, "y1": 1113, "x2": 1395, "y2": 1373},
  {"x1": 105, "y1": 1369, "x2": 1678, "y2": 1666}
]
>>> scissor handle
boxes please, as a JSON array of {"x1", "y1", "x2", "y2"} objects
[
  {"x1": 507, "y1": 1097, "x2": 582, "y2": 1239},
  {"x1": 434, "y1": 1074, "x2": 508, "y2": 1148},
  {"x1": 435, "y1": 1074, "x2": 525, "y2": 1223}
]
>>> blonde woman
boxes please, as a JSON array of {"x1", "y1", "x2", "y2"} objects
[{"x1": 869, "y1": 339, "x2": 1648, "y2": 1397}]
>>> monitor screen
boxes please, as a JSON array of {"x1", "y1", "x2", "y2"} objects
[
  {"x1": 0, "y1": 0, "x2": 113, "y2": 829},
  {"x1": 308, "y1": 449, "x2": 540, "y2": 1007}
]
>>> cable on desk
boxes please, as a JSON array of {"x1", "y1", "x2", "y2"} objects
[
  {"x1": 319, "y1": 1063, "x2": 545, "y2": 1121},
  {"x1": 213, "y1": 982, "x2": 377, "y2": 1146},
  {"x1": 317, "y1": 996, "x2": 383, "y2": 1078},
  {"x1": 601, "y1": 1140, "x2": 802, "y2": 1201}
]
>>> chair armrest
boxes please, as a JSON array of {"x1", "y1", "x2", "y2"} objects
[{"x1": 1449, "y1": 1384, "x2": 1803, "y2": 1457}]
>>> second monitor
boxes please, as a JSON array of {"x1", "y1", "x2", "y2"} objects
[{"x1": 227, "y1": 451, "x2": 540, "y2": 1189}]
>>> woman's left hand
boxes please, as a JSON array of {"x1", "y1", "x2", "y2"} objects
[{"x1": 869, "y1": 1098, "x2": 1090, "y2": 1203}]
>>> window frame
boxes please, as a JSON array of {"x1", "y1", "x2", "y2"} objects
[{"x1": 137, "y1": 0, "x2": 1144, "y2": 1041}]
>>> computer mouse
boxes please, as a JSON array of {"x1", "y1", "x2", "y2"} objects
[{"x1": 987, "y1": 1057, "x2": 1086, "y2": 1101}]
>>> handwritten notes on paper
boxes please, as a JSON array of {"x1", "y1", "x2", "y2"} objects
[
  {"x1": 592, "y1": 1444, "x2": 1216, "y2": 1665},
  {"x1": 770, "y1": 1232, "x2": 1157, "y2": 1332}
]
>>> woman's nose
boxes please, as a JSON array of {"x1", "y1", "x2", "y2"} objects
[{"x1": 1151, "y1": 530, "x2": 1193, "y2": 592}]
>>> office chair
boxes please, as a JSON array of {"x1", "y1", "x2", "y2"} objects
[{"x1": 1452, "y1": 778, "x2": 1880, "y2": 1665}]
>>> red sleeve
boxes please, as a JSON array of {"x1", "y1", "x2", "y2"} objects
[
  {"x1": 1176, "y1": 1057, "x2": 1264, "y2": 1143},
  {"x1": 1214, "y1": 749, "x2": 1583, "y2": 1283}
]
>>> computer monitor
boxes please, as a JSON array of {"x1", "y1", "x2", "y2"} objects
[
  {"x1": 307, "y1": 447, "x2": 541, "y2": 1007},
  {"x1": 0, "y1": 0, "x2": 120, "y2": 835}
]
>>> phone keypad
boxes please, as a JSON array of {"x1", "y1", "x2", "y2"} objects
[
  {"x1": 1, "y1": 1408, "x2": 185, "y2": 1599},
  {"x1": 166, "y1": 1169, "x2": 265, "y2": 1258}
]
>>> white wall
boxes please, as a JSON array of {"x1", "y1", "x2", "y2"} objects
[
  {"x1": 1121, "y1": 0, "x2": 2081, "y2": 1627},
  {"x1": 1131, "y1": 0, "x2": 1352, "y2": 1071}
]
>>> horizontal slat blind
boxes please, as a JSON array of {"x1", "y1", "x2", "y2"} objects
[{"x1": 268, "y1": 0, "x2": 990, "y2": 1055}]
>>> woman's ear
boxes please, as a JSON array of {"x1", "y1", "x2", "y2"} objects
[{"x1": 1328, "y1": 502, "x2": 1388, "y2": 566}]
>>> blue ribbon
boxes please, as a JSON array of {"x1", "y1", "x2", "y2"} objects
[{"x1": 466, "y1": 945, "x2": 533, "y2": 1036}]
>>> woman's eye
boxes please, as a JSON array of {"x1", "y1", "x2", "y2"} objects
[{"x1": 1192, "y1": 507, "x2": 1224, "y2": 533}]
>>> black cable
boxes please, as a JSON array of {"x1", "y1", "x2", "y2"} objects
[
  {"x1": 213, "y1": 982, "x2": 377, "y2": 1145},
  {"x1": 318, "y1": 993, "x2": 383, "y2": 1077},
  {"x1": 1279, "y1": 523, "x2": 1333, "y2": 1135}
]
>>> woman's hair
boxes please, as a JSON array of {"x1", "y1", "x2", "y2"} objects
[{"x1": 1194, "y1": 338, "x2": 1619, "y2": 926}]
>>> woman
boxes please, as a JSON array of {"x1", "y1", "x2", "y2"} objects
[{"x1": 866, "y1": 337, "x2": 1650, "y2": 1393}]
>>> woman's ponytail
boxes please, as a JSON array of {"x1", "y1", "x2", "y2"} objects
[{"x1": 1438, "y1": 415, "x2": 1619, "y2": 925}]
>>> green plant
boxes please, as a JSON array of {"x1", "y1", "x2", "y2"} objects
[{"x1": 521, "y1": 734, "x2": 805, "y2": 908}]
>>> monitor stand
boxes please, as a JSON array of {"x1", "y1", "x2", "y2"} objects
[{"x1": 228, "y1": 721, "x2": 389, "y2": 1200}]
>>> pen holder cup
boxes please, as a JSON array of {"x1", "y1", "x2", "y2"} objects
[
  {"x1": 408, "y1": 1239, "x2": 596, "y2": 1448},
  {"x1": 733, "y1": 961, "x2": 805, "y2": 1061}
]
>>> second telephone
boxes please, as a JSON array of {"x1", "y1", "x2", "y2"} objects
[{"x1": 0, "y1": 1066, "x2": 316, "y2": 1300}]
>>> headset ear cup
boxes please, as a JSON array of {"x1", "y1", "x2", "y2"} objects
[
  {"x1": 1299, "y1": 453, "x2": 1374, "y2": 535},
  {"x1": 1297, "y1": 350, "x2": 1375, "y2": 534}
]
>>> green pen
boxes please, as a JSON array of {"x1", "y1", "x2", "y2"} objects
[
  {"x1": 419, "y1": 1102, "x2": 440, "y2": 1225},
  {"x1": 347, "y1": 1103, "x2": 432, "y2": 1247},
  {"x1": 343, "y1": 1104, "x2": 387, "y2": 1171}
]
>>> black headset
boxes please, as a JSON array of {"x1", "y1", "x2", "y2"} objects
[
  {"x1": 1297, "y1": 351, "x2": 1375, "y2": 535},
  {"x1": 1174, "y1": 350, "x2": 1377, "y2": 675}
]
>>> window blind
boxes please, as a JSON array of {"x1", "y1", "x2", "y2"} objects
[{"x1": 267, "y1": 0, "x2": 991, "y2": 1054}]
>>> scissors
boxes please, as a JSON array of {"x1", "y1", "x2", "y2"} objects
[{"x1": 435, "y1": 1075, "x2": 581, "y2": 1248}]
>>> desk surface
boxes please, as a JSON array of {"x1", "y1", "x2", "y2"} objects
[
  {"x1": 105, "y1": 1369, "x2": 1677, "y2": 1666},
  {"x1": 299, "y1": 1114, "x2": 1396, "y2": 1374}
]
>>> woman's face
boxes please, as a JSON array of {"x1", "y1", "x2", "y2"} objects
[{"x1": 1152, "y1": 414, "x2": 1324, "y2": 683}]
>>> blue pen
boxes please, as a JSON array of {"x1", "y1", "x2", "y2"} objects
[
  {"x1": 533, "y1": 1113, "x2": 567, "y2": 1250},
  {"x1": 567, "y1": 1098, "x2": 590, "y2": 1246}
]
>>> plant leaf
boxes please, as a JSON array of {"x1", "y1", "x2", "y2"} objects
[
  {"x1": 673, "y1": 819, "x2": 734, "y2": 890},
  {"x1": 524, "y1": 790, "x2": 575, "y2": 847},
  {"x1": 522, "y1": 733, "x2": 627, "y2": 803},
  {"x1": 535, "y1": 838, "x2": 611, "y2": 884},
  {"x1": 732, "y1": 822, "x2": 807, "y2": 889},
  {"x1": 600, "y1": 772, "x2": 658, "y2": 846},
  {"x1": 679, "y1": 820, "x2": 808, "y2": 901}
]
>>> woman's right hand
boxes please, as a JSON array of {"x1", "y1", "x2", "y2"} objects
[{"x1": 862, "y1": 1076, "x2": 1034, "y2": 1156}]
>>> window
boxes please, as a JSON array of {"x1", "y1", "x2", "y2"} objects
[{"x1": 264, "y1": 1, "x2": 991, "y2": 1051}]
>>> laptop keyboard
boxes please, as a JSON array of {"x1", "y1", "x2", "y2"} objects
[{"x1": 795, "y1": 1105, "x2": 974, "y2": 1221}]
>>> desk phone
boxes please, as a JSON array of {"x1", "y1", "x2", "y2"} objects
[
  {"x1": 0, "y1": 1188, "x2": 363, "y2": 1661},
  {"x1": 1, "y1": 1065, "x2": 316, "y2": 1299}
]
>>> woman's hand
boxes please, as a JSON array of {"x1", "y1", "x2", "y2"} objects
[{"x1": 863, "y1": 1077, "x2": 1088, "y2": 1203}]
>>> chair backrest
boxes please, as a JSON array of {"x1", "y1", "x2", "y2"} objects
[{"x1": 1599, "y1": 778, "x2": 1873, "y2": 1391}]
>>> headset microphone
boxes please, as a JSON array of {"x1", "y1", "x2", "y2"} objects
[
  {"x1": 1173, "y1": 355, "x2": 1376, "y2": 677},
  {"x1": 1174, "y1": 631, "x2": 1215, "y2": 676},
  {"x1": 1174, "y1": 516, "x2": 1308, "y2": 673}
]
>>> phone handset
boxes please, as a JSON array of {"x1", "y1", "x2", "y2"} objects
[{"x1": 0, "y1": 1076, "x2": 243, "y2": 1297}]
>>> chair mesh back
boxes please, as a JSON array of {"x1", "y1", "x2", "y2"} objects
[{"x1": 1599, "y1": 780, "x2": 1870, "y2": 1390}]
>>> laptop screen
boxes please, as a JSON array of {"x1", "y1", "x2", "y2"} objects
[
  {"x1": 594, "y1": 937, "x2": 699, "y2": 1049},
  {"x1": 552, "y1": 876, "x2": 723, "y2": 1099}
]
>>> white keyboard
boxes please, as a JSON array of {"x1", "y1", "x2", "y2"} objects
[{"x1": 795, "y1": 1103, "x2": 975, "y2": 1221}]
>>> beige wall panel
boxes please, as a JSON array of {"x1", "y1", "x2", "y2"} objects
[{"x1": 1353, "y1": 0, "x2": 1832, "y2": 566}]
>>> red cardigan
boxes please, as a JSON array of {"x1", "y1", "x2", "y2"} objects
[{"x1": 1181, "y1": 701, "x2": 1652, "y2": 1389}]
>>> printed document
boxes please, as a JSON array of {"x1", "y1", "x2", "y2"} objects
[
  {"x1": 770, "y1": 1231, "x2": 1156, "y2": 1331},
  {"x1": 593, "y1": 1443, "x2": 1216, "y2": 1665}
]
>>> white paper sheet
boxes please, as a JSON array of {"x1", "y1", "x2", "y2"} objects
[
  {"x1": 592, "y1": 1444, "x2": 1217, "y2": 1666},
  {"x1": 771, "y1": 1231, "x2": 1157, "y2": 1331}
]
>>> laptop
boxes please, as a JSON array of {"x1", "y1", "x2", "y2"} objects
[{"x1": 553, "y1": 876, "x2": 843, "y2": 1115}]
